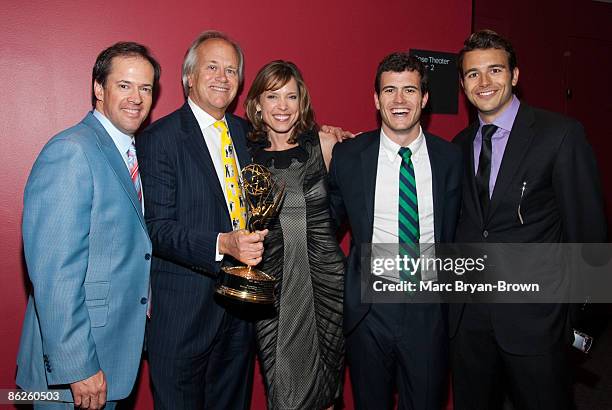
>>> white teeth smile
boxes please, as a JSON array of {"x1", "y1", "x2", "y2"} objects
[
  {"x1": 391, "y1": 108, "x2": 409, "y2": 115},
  {"x1": 211, "y1": 86, "x2": 229, "y2": 92},
  {"x1": 478, "y1": 90, "x2": 496, "y2": 96},
  {"x1": 273, "y1": 115, "x2": 290, "y2": 121}
]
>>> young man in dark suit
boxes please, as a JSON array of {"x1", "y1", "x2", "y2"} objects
[
  {"x1": 328, "y1": 53, "x2": 462, "y2": 410},
  {"x1": 450, "y1": 30, "x2": 607, "y2": 410}
]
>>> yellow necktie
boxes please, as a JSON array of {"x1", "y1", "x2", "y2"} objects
[{"x1": 214, "y1": 120, "x2": 247, "y2": 230}]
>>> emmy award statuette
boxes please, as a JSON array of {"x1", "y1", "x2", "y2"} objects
[{"x1": 215, "y1": 163, "x2": 285, "y2": 304}]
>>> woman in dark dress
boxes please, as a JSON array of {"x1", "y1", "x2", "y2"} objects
[{"x1": 244, "y1": 61, "x2": 345, "y2": 410}]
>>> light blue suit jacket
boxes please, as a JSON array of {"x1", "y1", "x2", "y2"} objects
[{"x1": 16, "y1": 112, "x2": 152, "y2": 402}]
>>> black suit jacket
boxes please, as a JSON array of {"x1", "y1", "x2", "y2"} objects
[
  {"x1": 137, "y1": 103, "x2": 251, "y2": 357},
  {"x1": 451, "y1": 103, "x2": 607, "y2": 354},
  {"x1": 328, "y1": 129, "x2": 463, "y2": 334}
]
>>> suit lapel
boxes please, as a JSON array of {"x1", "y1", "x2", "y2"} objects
[
  {"x1": 424, "y1": 133, "x2": 444, "y2": 242},
  {"x1": 360, "y1": 133, "x2": 380, "y2": 242},
  {"x1": 488, "y1": 104, "x2": 534, "y2": 220},
  {"x1": 226, "y1": 114, "x2": 251, "y2": 170},
  {"x1": 83, "y1": 113, "x2": 147, "y2": 231},
  {"x1": 461, "y1": 122, "x2": 483, "y2": 224},
  {"x1": 178, "y1": 104, "x2": 227, "y2": 209}
]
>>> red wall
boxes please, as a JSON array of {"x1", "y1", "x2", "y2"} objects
[{"x1": 0, "y1": 1, "x2": 471, "y2": 408}]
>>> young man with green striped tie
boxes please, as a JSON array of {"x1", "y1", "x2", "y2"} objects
[{"x1": 328, "y1": 52, "x2": 462, "y2": 410}]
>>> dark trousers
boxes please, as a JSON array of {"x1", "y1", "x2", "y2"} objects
[
  {"x1": 451, "y1": 304, "x2": 572, "y2": 410},
  {"x1": 346, "y1": 303, "x2": 449, "y2": 410},
  {"x1": 148, "y1": 312, "x2": 254, "y2": 410}
]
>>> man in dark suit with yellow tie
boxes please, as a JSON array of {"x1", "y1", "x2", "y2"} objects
[{"x1": 137, "y1": 31, "x2": 266, "y2": 409}]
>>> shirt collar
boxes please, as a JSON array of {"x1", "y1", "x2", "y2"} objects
[
  {"x1": 188, "y1": 97, "x2": 226, "y2": 130},
  {"x1": 478, "y1": 94, "x2": 520, "y2": 133},
  {"x1": 379, "y1": 126, "x2": 425, "y2": 163},
  {"x1": 93, "y1": 109, "x2": 133, "y2": 155}
]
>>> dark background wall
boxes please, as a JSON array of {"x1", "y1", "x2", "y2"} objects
[
  {"x1": 0, "y1": 1, "x2": 471, "y2": 408},
  {"x1": 473, "y1": 0, "x2": 612, "y2": 231}
]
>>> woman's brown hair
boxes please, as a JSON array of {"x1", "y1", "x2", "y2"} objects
[{"x1": 244, "y1": 60, "x2": 316, "y2": 144}]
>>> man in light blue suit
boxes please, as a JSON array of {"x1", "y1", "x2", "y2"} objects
[{"x1": 16, "y1": 42, "x2": 160, "y2": 409}]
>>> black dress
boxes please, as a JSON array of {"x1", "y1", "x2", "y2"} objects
[{"x1": 250, "y1": 130, "x2": 345, "y2": 410}]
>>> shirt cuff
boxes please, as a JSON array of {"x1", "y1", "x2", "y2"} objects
[{"x1": 215, "y1": 233, "x2": 224, "y2": 262}]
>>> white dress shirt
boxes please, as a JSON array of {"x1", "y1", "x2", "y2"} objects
[
  {"x1": 188, "y1": 98, "x2": 243, "y2": 203},
  {"x1": 372, "y1": 126, "x2": 434, "y2": 245},
  {"x1": 187, "y1": 98, "x2": 244, "y2": 260}
]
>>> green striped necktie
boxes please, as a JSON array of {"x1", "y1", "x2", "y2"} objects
[
  {"x1": 398, "y1": 147, "x2": 419, "y2": 244},
  {"x1": 398, "y1": 147, "x2": 420, "y2": 282}
]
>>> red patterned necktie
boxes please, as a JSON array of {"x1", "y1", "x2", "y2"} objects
[{"x1": 127, "y1": 141, "x2": 142, "y2": 203}]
